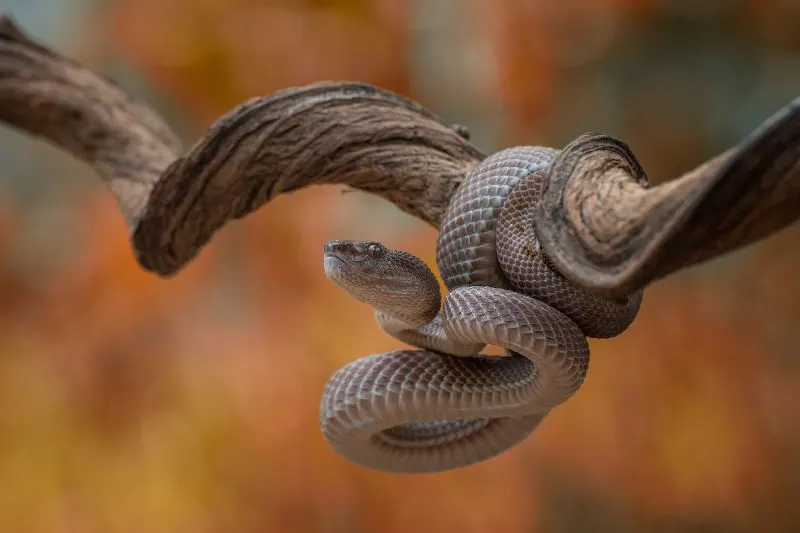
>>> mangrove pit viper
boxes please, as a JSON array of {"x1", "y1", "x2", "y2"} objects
[{"x1": 322, "y1": 147, "x2": 643, "y2": 473}]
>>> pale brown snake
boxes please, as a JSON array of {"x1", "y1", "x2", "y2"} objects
[{"x1": 321, "y1": 147, "x2": 643, "y2": 473}]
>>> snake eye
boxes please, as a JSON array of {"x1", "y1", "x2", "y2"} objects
[{"x1": 366, "y1": 243, "x2": 383, "y2": 256}]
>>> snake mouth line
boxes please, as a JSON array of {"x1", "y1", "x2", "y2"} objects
[
  {"x1": 322, "y1": 254, "x2": 350, "y2": 276},
  {"x1": 323, "y1": 253, "x2": 347, "y2": 266},
  {"x1": 323, "y1": 253, "x2": 386, "y2": 281}
]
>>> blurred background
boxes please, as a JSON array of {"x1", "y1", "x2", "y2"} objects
[{"x1": 1, "y1": 0, "x2": 800, "y2": 531}]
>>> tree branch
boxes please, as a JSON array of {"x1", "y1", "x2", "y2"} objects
[
  {"x1": 2, "y1": 11, "x2": 800, "y2": 298},
  {"x1": 132, "y1": 83, "x2": 483, "y2": 275},
  {"x1": 0, "y1": 12, "x2": 483, "y2": 276},
  {"x1": 0, "y1": 12, "x2": 181, "y2": 226},
  {"x1": 536, "y1": 101, "x2": 800, "y2": 298}
]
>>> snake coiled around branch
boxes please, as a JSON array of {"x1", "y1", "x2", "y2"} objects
[{"x1": 321, "y1": 148, "x2": 643, "y2": 473}]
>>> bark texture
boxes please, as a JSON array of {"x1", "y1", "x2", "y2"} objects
[
  {"x1": 536, "y1": 104, "x2": 800, "y2": 297},
  {"x1": 133, "y1": 84, "x2": 483, "y2": 275},
  {"x1": 0, "y1": 13, "x2": 181, "y2": 226},
  {"x1": 0, "y1": 13, "x2": 482, "y2": 276}
]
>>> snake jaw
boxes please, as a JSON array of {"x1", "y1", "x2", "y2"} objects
[{"x1": 322, "y1": 254, "x2": 347, "y2": 279}]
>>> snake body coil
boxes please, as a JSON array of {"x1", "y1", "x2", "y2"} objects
[{"x1": 322, "y1": 147, "x2": 643, "y2": 473}]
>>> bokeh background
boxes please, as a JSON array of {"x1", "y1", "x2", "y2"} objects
[{"x1": 1, "y1": 0, "x2": 800, "y2": 531}]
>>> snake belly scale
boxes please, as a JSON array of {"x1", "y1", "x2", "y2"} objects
[{"x1": 321, "y1": 147, "x2": 643, "y2": 473}]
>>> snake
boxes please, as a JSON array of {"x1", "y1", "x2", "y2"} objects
[{"x1": 321, "y1": 147, "x2": 644, "y2": 473}]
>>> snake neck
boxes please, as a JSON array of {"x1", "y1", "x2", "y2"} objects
[
  {"x1": 373, "y1": 298, "x2": 437, "y2": 330},
  {"x1": 376, "y1": 311, "x2": 484, "y2": 357}
]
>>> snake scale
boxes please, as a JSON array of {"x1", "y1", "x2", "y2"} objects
[{"x1": 322, "y1": 147, "x2": 643, "y2": 473}]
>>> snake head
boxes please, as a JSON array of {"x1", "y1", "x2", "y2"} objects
[
  {"x1": 323, "y1": 240, "x2": 441, "y2": 327},
  {"x1": 324, "y1": 240, "x2": 386, "y2": 273}
]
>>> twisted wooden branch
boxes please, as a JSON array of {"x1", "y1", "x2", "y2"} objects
[
  {"x1": 0, "y1": 13, "x2": 482, "y2": 276},
  {"x1": 133, "y1": 84, "x2": 482, "y2": 275},
  {"x1": 2, "y1": 11, "x2": 800, "y2": 297},
  {"x1": 537, "y1": 103, "x2": 800, "y2": 298},
  {"x1": 0, "y1": 13, "x2": 181, "y2": 226}
]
